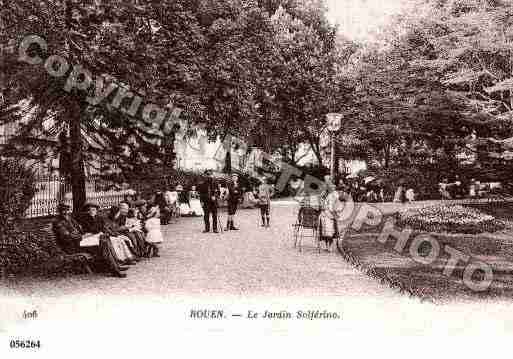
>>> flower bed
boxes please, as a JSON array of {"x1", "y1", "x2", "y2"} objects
[{"x1": 395, "y1": 204, "x2": 506, "y2": 234}]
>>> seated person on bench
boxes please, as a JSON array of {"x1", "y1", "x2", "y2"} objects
[
  {"x1": 80, "y1": 202, "x2": 137, "y2": 266},
  {"x1": 108, "y1": 202, "x2": 146, "y2": 259},
  {"x1": 52, "y1": 203, "x2": 128, "y2": 278}
]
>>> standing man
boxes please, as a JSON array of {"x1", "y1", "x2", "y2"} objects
[
  {"x1": 198, "y1": 169, "x2": 219, "y2": 233},
  {"x1": 226, "y1": 173, "x2": 243, "y2": 230}
]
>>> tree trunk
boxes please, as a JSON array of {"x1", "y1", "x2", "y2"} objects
[
  {"x1": 333, "y1": 143, "x2": 339, "y2": 178},
  {"x1": 224, "y1": 147, "x2": 232, "y2": 173},
  {"x1": 64, "y1": 0, "x2": 85, "y2": 212},
  {"x1": 308, "y1": 137, "x2": 323, "y2": 167},
  {"x1": 163, "y1": 132, "x2": 176, "y2": 172},
  {"x1": 384, "y1": 144, "x2": 390, "y2": 169},
  {"x1": 69, "y1": 103, "x2": 86, "y2": 213}
]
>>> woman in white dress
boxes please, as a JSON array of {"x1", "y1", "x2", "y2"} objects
[
  {"x1": 145, "y1": 200, "x2": 163, "y2": 257},
  {"x1": 189, "y1": 185, "x2": 204, "y2": 217}
]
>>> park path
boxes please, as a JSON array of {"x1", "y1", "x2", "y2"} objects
[{"x1": 1, "y1": 202, "x2": 400, "y2": 299}]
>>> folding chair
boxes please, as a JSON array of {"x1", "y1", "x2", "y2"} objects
[{"x1": 292, "y1": 206, "x2": 322, "y2": 253}]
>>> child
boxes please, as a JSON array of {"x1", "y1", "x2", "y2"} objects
[
  {"x1": 257, "y1": 179, "x2": 272, "y2": 227},
  {"x1": 145, "y1": 199, "x2": 164, "y2": 257},
  {"x1": 126, "y1": 208, "x2": 143, "y2": 232}
]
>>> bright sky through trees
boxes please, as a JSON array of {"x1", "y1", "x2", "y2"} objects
[{"x1": 326, "y1": 0, "x2": 408, "y2": 42}]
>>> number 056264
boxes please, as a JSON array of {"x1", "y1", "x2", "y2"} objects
[{"x1": 9, "y1": 339, "x2": 41, "y2": 349}]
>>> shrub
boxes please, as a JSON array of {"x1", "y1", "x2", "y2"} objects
[
  {"x1": 0, "y1": 230, "x2": 51, "y2": 275},
  {"x1": 0, "y1": 158, "x2": 36, "y2": 229},
  {"x1": 396, "y1": 204, "x2": 506, "y2": 234},
  {"x1": 0, "y1": 224, "x2": 84, "y2": 277}
]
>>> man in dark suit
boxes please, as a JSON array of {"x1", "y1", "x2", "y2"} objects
[{"x1": 198, "y1": 169, "x2": 219, "y2": 233}]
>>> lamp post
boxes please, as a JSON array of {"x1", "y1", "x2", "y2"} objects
[{"x1": 326, "y1": 113, "x2": 342, "y2": 183}]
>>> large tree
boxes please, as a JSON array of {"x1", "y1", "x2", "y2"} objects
[{"x1": 1, "y1": 0, "x2": 207, "y2": 211}]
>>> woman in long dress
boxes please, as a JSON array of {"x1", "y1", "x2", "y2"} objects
[
  {"x1": 177, "y1": 184, "x2": 193, "y2": 216},
  {"x1": 318, "y1": 183, "x2": 341, "y2": 253},
  {"x1": 80, "y1": 203, "x2": 136, "y2": 264},
  {"x1": 189, "y1": 185, "x2": 204, "y2": 217},
  {"x1": 145, "y1": 199, "x2": 163, "y2": 257}
]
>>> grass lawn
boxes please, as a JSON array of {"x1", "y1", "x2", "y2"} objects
[{"x1": 338, "y1": 203, "x2": 513, "y2": 303}]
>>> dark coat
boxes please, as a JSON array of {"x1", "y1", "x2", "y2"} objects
[
  {"x1": 110, "y1": 212, "x2": 128, "y2": 228},
  {"x1": 52, "y1": 216, "x2": 83, "y2": 254},
  {"x1": 178, "y1": 191, "x2": 190, "y2": 205},
  {"x1": 198, "y1": 178, "x2": 219, "y2": 204},
  {"x1": 80, "y1": 214, "x2": 109, "y2": 235},
  {"x1": 227, "y1": 182, "x2": 243, "y2": 204}
]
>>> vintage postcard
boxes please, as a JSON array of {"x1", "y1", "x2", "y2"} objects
[{"x1": 1, "y1": 0, "x2": 513, "y2": 357}]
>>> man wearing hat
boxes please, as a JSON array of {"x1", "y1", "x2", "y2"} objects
[
  {"x1": 226, "y1": 173, "x2": 242, "y2": 230},
  {"x1": 198, "y1": 169, "x2": 220, "y2": 233},
  {"x1": 52, "y1": 203, "x2": 83, "y2": 254},
  {"x1": 52, "y1": 203, "x2": 127, "y2": 277}
]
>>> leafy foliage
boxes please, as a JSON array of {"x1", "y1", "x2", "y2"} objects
[
  {"x1": 337, "y1": 0, "x2": 513, "y2": 194},
  {"x1": 0, "y1": 158, "x2": 36, "y2": 229}
]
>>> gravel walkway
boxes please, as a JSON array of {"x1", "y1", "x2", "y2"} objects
[{"x1": 1, "y1": 203, "x2": 400, "y2": 299}]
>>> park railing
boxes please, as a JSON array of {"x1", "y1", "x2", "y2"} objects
[
  {"x1": 25, "y1": 175, "x2": 130, "y2": 218},
  {"x1": 24, "y1": 170, "x2": 209, "y2": 218}
]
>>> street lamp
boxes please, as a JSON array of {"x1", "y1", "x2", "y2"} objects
[{"x1": 326, "y1": 113, "x2": 342, "y2": 182}]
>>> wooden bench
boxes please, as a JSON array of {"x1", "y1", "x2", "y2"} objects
[{"x1": 39, "y1": 223, "x2": 95, "y2": 275}]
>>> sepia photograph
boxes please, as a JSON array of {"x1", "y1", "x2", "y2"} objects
[{"x1": 1, "y1": 0, "x2": 513, "y2": 357}]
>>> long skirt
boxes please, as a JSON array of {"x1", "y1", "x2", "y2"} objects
[
  {"x1": 179, "y1": 202, "x2": 193, "y2": 216},
  {"x1": 80, "y1": 233, "x2": 134, "y2": 262},
  {"x1": 110, "y1": 235, "x2": 136, "y2": 261},
  {"x1": 318, "y1": 211, "x2": 338, "y2": 242},
  {"x1": 145, "y1": 218, "x2": 164, "y2": 244},
  {"x1": 189, "y1": 199, "x2": 204, "y2": 217},
  {"x1": 125, "y1": 230, "x2": 146, "y2": 257}
]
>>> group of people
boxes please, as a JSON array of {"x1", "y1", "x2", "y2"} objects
[
  {"x1": 439, "y1": 176, "x2": 484, "y2": 199},
  {"x1": 149, "y1": 186, "x2": 204, "y2": 225},
  {"x1": 197, "y1": 170, "x2": 274, "y2": 233},
  {"x1": 52, "y1": 193, "x2": 165, "y2": 278},
  {"x1": 51, "y1": 170, "x2": 277, "y2": 276}
]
